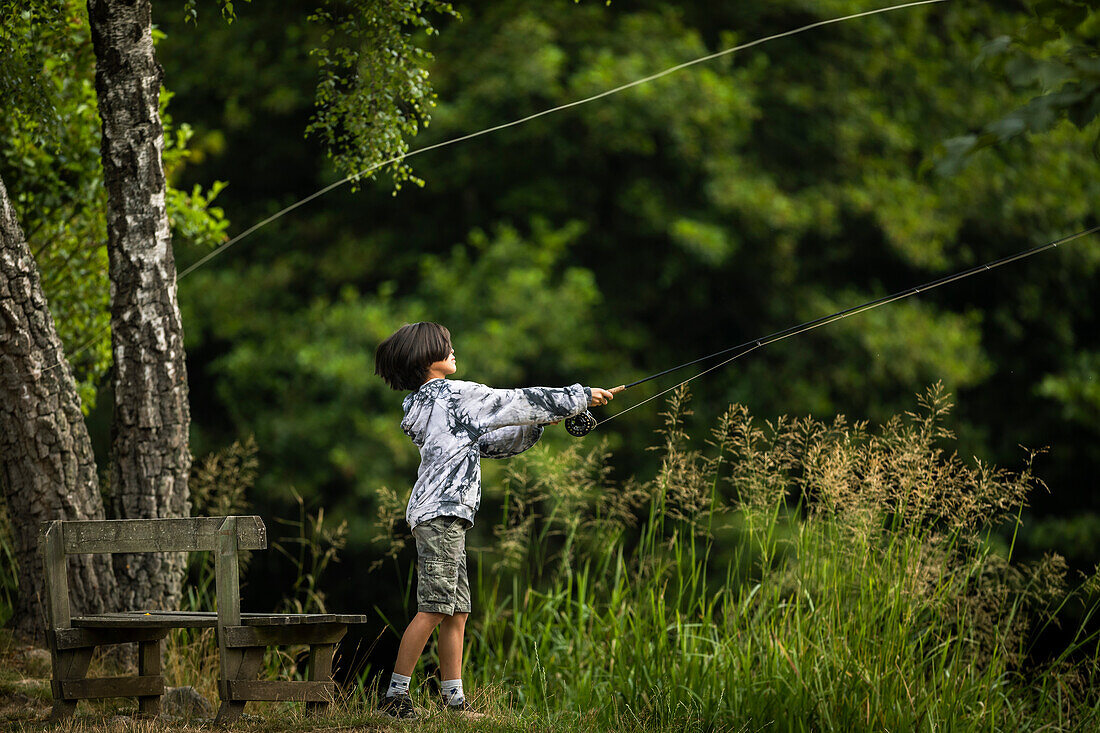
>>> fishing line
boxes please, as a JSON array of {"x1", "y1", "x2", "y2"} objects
[
  {"x1": 179, "y1": 0, "x2": 944, "y2": 279},
  {"x1": 564, "y1": 224, "x2": 1100, "y2": 437},
  {"x1": 23, "y1": 0, "x2": 944, "y2": 380}
]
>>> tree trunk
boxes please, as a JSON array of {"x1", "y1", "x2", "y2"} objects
[
  {"x1": 0, "y1": 175, "x2": 118, "y2": 642},
  {"x1": 88, "y1": 0, "x2": 191, "y2": 611}
]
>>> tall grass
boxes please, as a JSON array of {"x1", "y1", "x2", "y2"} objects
[{"x1": 460, "y1": 385, "x2": 1100, "y2": 731}]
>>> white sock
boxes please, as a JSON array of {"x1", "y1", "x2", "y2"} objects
[
  {"x1": 387, "y1": 672, "x2": 411, "y2": 697},
  {"x1": 442, "y1": 678, "x2": 464, "y2": 706}
]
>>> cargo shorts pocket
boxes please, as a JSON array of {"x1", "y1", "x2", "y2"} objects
[
  {"x1": 443, "y1": 516, "x2": 469, "y2": 541},
  {"x1": 418, "y1": 557, "x2": 458, "y2": 607}
]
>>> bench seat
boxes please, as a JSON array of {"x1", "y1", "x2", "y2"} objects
[
  {"x1": 41, "y1": 516, "x2": 367, "y2": 723},
  {"x1": 70, "y1": 611, "x2": 367, "y2": 628}
]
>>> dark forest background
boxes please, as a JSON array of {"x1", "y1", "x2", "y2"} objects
[{"x1": 5, "y1": 0, "x2": 1098, "y2": 676}]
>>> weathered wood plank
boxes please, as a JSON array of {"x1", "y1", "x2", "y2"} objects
[
  {"x1": 40, "y1": 522, "x2": 70, "y2": 628},
  {"x1": 54, "y1": 626, "x2": 169, "y2": 650},
  {"x1": 53, "y1": 647, "x2": 94, "y2": 683},
  {"x1": 216, "y1": 518, "x2": 241, "y2": 629},
  {"x1": 49, "y1": 647, "x2": 93, "y2": 720},
  {"x1": 223, "y1": 624, "x2": 348, "y2": 648},
  {"x1": 307, "y1": 644, "x2": 337, "y2": 711},
  {"x1": 71, "y1": 613, "x2": 217, "y2": 629},
  {"x1": 69, "y1": 612, "x2": 366, "y2": 629},
  {"x1": 50, "y1": 698, "x2": 78, "y2": 722},
  {"x1": 309, "y1": 645, "x2": 336, "y2": 681},
  {"x1": 216, "y1": 518, "x2": 241, "y2": 675},
  {"x1": 137, "y1": 640, "x2": 162, "y2": 715},
  {"x1": 215, "y1": 646, "x2": 264, "y2": 724},
  {"x1": 60, "y1": 516, "x2": 266, "y2": 554},
  {"x1": 239, "y1": 613, "x2": 366, "y2": 625},
  {"x1": 71, "y1": 610, "x2": 213, "y2": 617},
  {"x1": 226, "y1": 680, "x2": 335, "y2": 703},
  {"x1": 216, "y1": 517, "x2": 244, "y2": 725},
  {"x1": 53, "y1": 675, "x2": 164, "y2": 699}
]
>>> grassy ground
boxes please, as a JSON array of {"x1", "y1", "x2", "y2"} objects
[
  {"x1": 0, "y1": 631, "x2": 572, "y2": 733},
  {"x1": 0, "y1": 630, "x2": 684, "y2": 733}
]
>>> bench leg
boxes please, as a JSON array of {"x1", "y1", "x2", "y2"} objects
[
  {"x1": 137, "y1": 639, "x2": 163, "y2": 716},
  {"x1": 49, "y1": 647, "x2": 94, "y2": 722},
  {"x1": 307, "y1": 643, "x2": 337, "y2": 712},
  {"x1": 215, "y1": 647, "x2": 264, "y2": 725}
]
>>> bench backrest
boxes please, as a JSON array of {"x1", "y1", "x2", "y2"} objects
[{"x1": 39, "y1": 516, "x2": 267, "y2": 629}]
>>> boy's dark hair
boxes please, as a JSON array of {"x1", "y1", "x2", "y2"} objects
[{"x1": 375, "y1": 322, "x2": 453, "y2": 390}]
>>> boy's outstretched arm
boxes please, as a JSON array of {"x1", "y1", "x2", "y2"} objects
[
  {"x1": 453, "y1": 382, "x2": 616, "y2": 434},
  {"x1": 480, "y1": 385, "x2": 617, "y2": 456}
]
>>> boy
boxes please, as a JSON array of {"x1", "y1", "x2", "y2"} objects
[{"x1": 373, "y1": 322, "x2": 615, "y2": 718}]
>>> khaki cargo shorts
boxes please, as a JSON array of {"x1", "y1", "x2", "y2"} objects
[{"x1": 411, "y1": 515, "x2": 471, "y2": 616}]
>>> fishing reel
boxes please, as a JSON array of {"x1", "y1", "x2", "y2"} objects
[
  {"x1": 564, "y1": 385, "x2": 624, "y2": 437},
  {"x1": 564, "y1": 411, "x2": 598, "y2": 437}
]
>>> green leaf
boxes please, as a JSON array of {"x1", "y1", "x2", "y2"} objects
[
  {"x1": 985, "y1": 113, "x2": 1028, "y2": 141},
  {"x1": 1018, "y1": 20, "x2": 1063, "y2": 46},
  {"x1": 934, "y1": 135, "x2": 978, "y2": 176},
  {"x1": 974, "y1": 35, "x2": 1012, "y2": 69}
]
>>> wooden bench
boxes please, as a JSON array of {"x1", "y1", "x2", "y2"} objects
[{"x1": 40, "y1": 516, "x2": 367, "y2": 723}]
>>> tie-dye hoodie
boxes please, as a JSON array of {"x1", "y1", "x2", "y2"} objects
[{"x1": 401, "y1": 378, "x2": 591, "y2": 529}]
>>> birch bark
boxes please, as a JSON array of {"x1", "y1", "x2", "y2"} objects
[
  {"x1": 88, "y1": 0, "x2": 191, "y2": 611},
  {"x1": 0, "y1": 175, "x2": 117, "y2": 640}
]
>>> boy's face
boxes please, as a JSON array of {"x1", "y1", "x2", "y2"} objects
[{"x1": 425, "y1": 348, "x2": 457, "y2": 382}]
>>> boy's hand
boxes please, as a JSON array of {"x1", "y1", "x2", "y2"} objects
[{"x1": 589, "y1": 386, "x2": 621, "y2": 408}]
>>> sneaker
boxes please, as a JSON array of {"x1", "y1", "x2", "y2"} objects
[{"x1": 379, "y1": 693, "x2": 416, "y2": 719}]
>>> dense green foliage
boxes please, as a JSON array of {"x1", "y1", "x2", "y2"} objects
[
  {"x1": 154, "y1": 0, "x2": 1098, "y2": 551},
  {"x1": 307, "y1": 0, "x2": 459, "y2": 189},
  {"x1": 939, "y1": 0, "x2": 1100, "y2": 173},
  {"x1": 0, "y1": 1, "x2": 229, "y2": 411},
  {"x1": 0, "y1": 0, "x2": 65, "y2": 128}
]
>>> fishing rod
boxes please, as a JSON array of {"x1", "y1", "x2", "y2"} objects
[{"x1": 563, "y1": 224, "x2": 1100, "y2": 437}]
